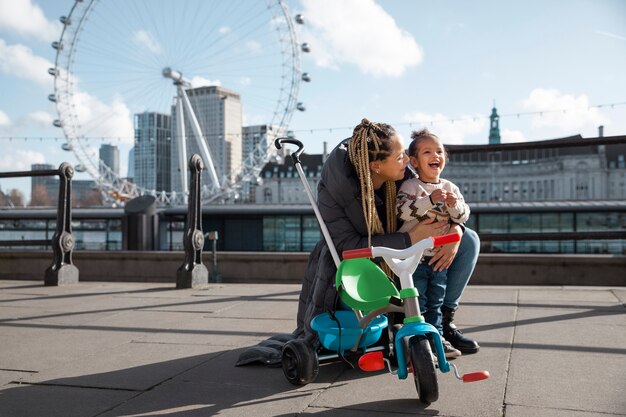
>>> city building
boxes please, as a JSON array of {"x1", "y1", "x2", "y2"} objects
[
  {"x1": 127, "y1": 147, "x2": 135, "y2": 180},
  {"x1": 242, "y1": 124, "x2": 286, "y2": 202},
  {"x1": 256, "y1": 153, "x2": 324, "y2": 204},
  {"x1": 444, "y1": 134, "x2": 626, "y2": 202},
  {"x1": 171, "y1": 86, "x2": 242, "y2": 193},
  {"x1": 134, "y1": 112, "x2": 172, "y2": 192},
  {"x1": 99, "y1": 144, "x2": 120, "y2": 177}
]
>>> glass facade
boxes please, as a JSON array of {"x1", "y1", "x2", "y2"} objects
[{"x1": 1, "y1": 208, "x2": 623, "y2": 255}]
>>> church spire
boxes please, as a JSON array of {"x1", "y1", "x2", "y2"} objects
[{"x1": 489, "y1": 101, "x2": 501, "y2": 144}]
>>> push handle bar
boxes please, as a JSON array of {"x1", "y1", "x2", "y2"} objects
[
  {"x1": 342, "y1": 231, "x2": 461, "y2": 260},
  {"x1": 274, "y1": 137, "x2": 304, "y2": 165}
]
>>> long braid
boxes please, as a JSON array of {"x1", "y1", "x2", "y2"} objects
[{"x1": 348, "y1": 119, "x2": 399, "y2": 277}]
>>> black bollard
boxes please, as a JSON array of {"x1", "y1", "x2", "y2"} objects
[
  {"x1": 44, "y1": 162, "x2": 79, "y2": 286},
  {"x1": 176, "y1": 154, "x2": 209, "y2": 289}
]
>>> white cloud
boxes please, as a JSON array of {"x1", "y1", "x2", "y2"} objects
[
  {"x1": 0, "y1": 109, "x2": 11, "y2": 129},
  {"x1": 133, "y1": 30, "x2": 162, "y2": 54},
  {"x1": 0, "y1": 39, "x2": 53, "y2": 86},
  {"x1": 404, "y1": 112, "x2": 486, "y2": 145},
  {"x1": 522, "y1": 88, "x2": 609, "y2": 132},
  {"x1": 190, "y1": 76, "x2": 221, "y2": 87},
  {"x1": 27, "y1": 110, "x2": 54, "y2": 127},
  {"x1": 0, "y1": 149, "x2": 45, "y2": 172},
  {"x1": 300, "y1": 0, "x2": 422, "y2": 77},
  {"x1": 501, "y1": 129, "x2": 526, "y2": 143},
  {"x1": 71, "y1": 91, "x2": 134, "y2": 145},
  {"x1": 218, "y1": 26, "x2": 231, "y2": 35},
  {"x1": 0, "y1": 0, "x2": 61, "y2": 42},
  {"x1": 246, "y1": 40, "x2": 263, "y2": 55}
]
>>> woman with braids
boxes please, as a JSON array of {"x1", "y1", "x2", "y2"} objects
[{"x1": 236, "y1": 118, "x2": 479, "y2": 366}]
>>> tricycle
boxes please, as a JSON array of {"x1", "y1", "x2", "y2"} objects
[{"x1": 275, "y1": 137, "x2": 489, "y2": 405}]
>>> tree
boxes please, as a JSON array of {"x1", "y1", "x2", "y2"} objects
[
  {"x1": 78, "y1": 188, "x2": 104, "y2": 207},
  {"x1": 8, "y1": 189, "x2": 24, "y2": 207},
  {"x1": 30, "y1": 184, "x2": 53, "y2": 207}
]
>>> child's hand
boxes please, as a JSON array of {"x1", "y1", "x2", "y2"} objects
[
  {"x1": 430, "y1": 189, "x2": 447, "y2": 204},
  {"x1": 445, "y1": 192, "x2": 458, "y2": 207}
]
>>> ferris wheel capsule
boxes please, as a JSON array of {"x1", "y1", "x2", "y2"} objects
[
  {"x1": 75, "y1": 164, "x2": 87, "y2": 173},
  {"x1": 61, "y1": 143, "x2": 73, "y2": 151},
  {"x1": 297, "y1": 102, "x2": 306, "y2": 111},
  {"x1": 295, "y1": 14, "x2": 304, "y2": 24},
  {"x1": 53, "y1": 119, "x2": 63, "y2": 128}
]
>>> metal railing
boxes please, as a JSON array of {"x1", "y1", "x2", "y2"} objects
[{"x1": 0, "y1": 163, "x2": 79, "y2": 285}]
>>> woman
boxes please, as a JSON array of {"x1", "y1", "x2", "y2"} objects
[{"x1": 296, "y1": 119, "x2": 479, "y2": 356}]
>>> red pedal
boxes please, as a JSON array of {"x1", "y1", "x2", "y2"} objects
[{"x1": 462, "y1": 370, "x2": 490, "y2": 383}]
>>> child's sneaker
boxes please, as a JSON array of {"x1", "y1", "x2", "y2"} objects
[{"x1": 442, "y1": 337, "x2": 462, "y2": 360}]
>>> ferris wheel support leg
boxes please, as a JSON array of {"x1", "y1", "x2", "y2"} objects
[
  {"x1": 45, "y1": 162, "x2": 79, "y2": 286},
  {"x1": 179, "y1": 87, "x2": 221, "y2": 189},
  {"x1": 175, "y1": 95, "x2": 188, "y2": 203},
  {"x1": 177, "y1": 154, "x2": 209, "y2": 289}
]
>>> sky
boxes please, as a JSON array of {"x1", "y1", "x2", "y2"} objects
[{"x1": 0, "y1": 0, "x2": 625, "y2": 200}]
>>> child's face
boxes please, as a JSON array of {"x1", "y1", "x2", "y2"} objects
[{"x1": 410, "y1": 136, "x2": 446, "y2": 183}]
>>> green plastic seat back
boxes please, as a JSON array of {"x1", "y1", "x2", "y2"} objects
[{"x1": 336, "y1": 258, "x2": 400, "y2": 312}]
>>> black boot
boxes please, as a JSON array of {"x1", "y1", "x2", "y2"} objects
[{"x1": 441, "y1": 306, "x2": 480, "y2": 354}]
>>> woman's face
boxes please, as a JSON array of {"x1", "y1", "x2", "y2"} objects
[{"x1": 371, "y1": 134, "x2": 409, "y2": 182}]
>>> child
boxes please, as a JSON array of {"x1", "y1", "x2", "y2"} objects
[{"x1": 397, "y1": 128, "x2": 470, "y2": 359}]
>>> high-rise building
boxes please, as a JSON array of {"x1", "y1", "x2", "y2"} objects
[
  {"x1": 134, "y1": 112, "x2": 172, "y2": 192},
  {"x1": 99, "y1": 144, "x2": 120, "y2": 176},
  {"x1": 241, "y1": 125, "x2": 285, "y2": 202},
  {"x1": 127, "y1": 147, "x2": 135, "y2": 180},
  {"x1": 171, "y1": 85, "x2": 242, "y2": 193}
]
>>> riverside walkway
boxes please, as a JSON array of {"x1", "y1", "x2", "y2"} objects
[{"x1": 0, "y1": 280, "x2": 624, "y2": 417}]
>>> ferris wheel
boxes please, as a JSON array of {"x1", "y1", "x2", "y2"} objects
[{"x1": 49, "y1": 0, "x2": 307, "y2": 205}]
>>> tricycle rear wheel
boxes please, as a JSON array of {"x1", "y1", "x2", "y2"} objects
[
  {"x1": 281, "y1": 339, "x2": 319, "y2": 385},
  {"x1": 409, "y1": 335, "x2": 438, "y2": 405}
]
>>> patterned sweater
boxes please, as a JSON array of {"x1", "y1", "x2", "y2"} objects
[{"x1": 397, "y1": 177, "x2": 470, "y2": 256}]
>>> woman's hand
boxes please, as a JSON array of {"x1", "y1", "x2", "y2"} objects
[
  {"x1": 428, "y1": 224, "x2": 463, "y2": 272},
  {"x1": 407, "y1": 217, "x2": 449, "y2": 244}
]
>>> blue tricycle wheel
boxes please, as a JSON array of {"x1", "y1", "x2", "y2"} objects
[{"x1": 281, "y1": 339, "x2": 319, "y2": 386}]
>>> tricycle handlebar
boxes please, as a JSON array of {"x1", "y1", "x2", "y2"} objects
[{"x1": 342, "y1": 231, "x2": 461, "y2": 260}]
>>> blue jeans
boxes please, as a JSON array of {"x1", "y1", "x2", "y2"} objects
[
  {"x1": 414, "y1": 261, "x2": 447, "y2": 332},
  {"x1": 444, "y1": 227, "x2": 480, "y2": 309}
]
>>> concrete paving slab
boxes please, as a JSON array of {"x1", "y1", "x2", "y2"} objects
[
  {"x1": 612, "y1": 288, "x2": 626, "y2": 304},
  {"x1": 24, "y1": 344, "x2": 220, "y2": 391},
  {"x1": 0, "y1": 327, "x2": 149, "y2": 372},
  {"x1": 506, "y1": 404, "x2": 626, "y2": 417},
  {"x1": 507, "y1": 349, "x2": 626, "y2": 415},
  {"x1": 139, "y1": 315, "x2": 293, "y2": 347},
  {"x1": 98, "y1": 378, "x2": 324, "y2": 417},
  {"x1": 514, "y1": 307, "x2": 626, "y2": 352},
  {"x1": 0, "y1": 383, "x2": 136, "y2": 417},
  {"x1": 518, "y1": 288, "x2": 621, "y2": 303},
  {"x1": 458, "y1": 286, "x2": 519, "y2": 303}
]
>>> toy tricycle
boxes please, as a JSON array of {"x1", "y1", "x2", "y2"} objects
[{"x1": 275, "y1": 137, "x2": 489, "y2": 405}]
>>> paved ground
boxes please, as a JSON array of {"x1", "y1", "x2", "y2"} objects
[{"x1": 0, "y1": 280, "x2": 624, "y2": 417}]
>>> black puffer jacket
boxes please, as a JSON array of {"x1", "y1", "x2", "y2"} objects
[{"x1": 296, "y1": 139, "x2": 411, "y2": 336}]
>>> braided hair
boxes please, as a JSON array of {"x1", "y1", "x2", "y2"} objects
[{"x1": 347, "y1": 118, "x2": 399, "y2": 250}]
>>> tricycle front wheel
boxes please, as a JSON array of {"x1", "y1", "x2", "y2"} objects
[
  {"x1": 282, "y1": 339, "x2": 319, "y2": 385},
  {"x1": 409, "y1": 335, "x2": 438, "y2": 405}
]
